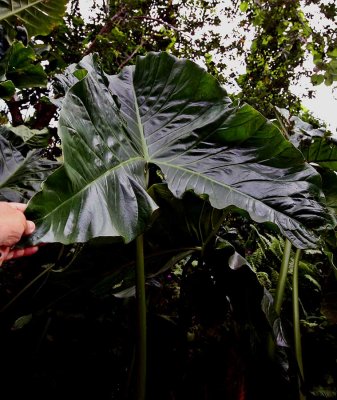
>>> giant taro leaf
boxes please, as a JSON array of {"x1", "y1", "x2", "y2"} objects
[
  {"x1": 25, "y1": 52, "x2": 332, "y2": 249},
  {"x1": 0, "y1": 0, "x2": 68, "y2": 38}
]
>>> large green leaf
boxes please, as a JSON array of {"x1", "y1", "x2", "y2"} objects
[
  {"x1": 4, "y1": 125, "x2": 51, "y2": 149},
  {"x1": 0, "y1": 41, "x2": 47, "y2": 90},
  {"x1": 0, "y1": 134, "x2": 58, "y2": 202},
  {"x1": 319, "y1": 168, "x2": 337, "y2": 219},
  {"x1": 0, "y1": 0, "x2": 68, "y2": 38},
  {"x1": 274, "y1": 107, "x2": 337, "y2": 170},
  {"x1": 25, "y1": 52, "x2": 332, "y2": 248},
  {"x1": 301, "y1": 137, "x2": 337, "y2": 171},
  {"x1": 0, "y1": 79, "x2": 14, "y2": 98},
  {"x1": 148, "y1": 183, "x2": 226, "y2": 248},
  {"x1": 52, "y1": 57, "x2": 93, "y2": 107}
]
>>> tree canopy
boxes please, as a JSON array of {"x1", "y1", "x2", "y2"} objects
[{"x1": 0, "y1": 0, "x2": 336, "y2": 129}]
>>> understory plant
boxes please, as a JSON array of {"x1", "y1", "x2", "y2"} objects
[
  {"x1": 0, "y1": 2, "x2": 336, "y2": 400},
  {"x1": 4, "y1": 51, "x2": 329, "y2": 399}
]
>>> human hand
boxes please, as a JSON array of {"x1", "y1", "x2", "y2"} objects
[{"x1": 0, "y1": 202, "x2": 39, "y2": 266}]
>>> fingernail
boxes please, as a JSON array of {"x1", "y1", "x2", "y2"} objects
[{"x1": 27, "y1": 221, "x2": 35, "y2": 233}]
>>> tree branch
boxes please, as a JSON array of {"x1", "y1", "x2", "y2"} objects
[
  {"x1": 118, "y1": 39, "x2": 144, "y2": 70},
  {"x1": 7, "y1": 96, "x2": 24, "y2": 127},
  {"x1": 132, "y1": 15, "x2": 192, "y2": 39},
  {"x1": 83, "y1": 8, "x2": 126, "y2": 56},
  {"x1": 32, "y1": 101, "x2": 57, "y2": 130}
]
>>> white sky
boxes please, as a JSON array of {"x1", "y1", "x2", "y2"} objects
[{"x1": 77, "y1": 0, "x2": 337, "y2": 133}]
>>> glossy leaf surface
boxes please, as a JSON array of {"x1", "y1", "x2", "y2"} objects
[
  {"x1": 0, "y1": 0, "x2": 68, "y2": 38},
  {"x1": 26, "y1": 52, "x2": 332, "y2": 248},
  {"x1": 0, "y1": 135, "x2": 58, "y2": 202},
  {"x1": 7, "y1": 125, "x2": 50, "y2": 149}
]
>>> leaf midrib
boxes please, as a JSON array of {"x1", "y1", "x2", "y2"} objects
[
  {"x1": 131, "y1": 78, "x2": 149, "y2": 160},
  {"x1": 33, "y1": 156, "x2": 145, "y2": 223},
  {"x1": 0, "y1": 0, "x2": 45, "y2": 20}
]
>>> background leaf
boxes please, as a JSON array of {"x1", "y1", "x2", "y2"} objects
[
  {"x1": 0, "y1": 41, "x2": 47, "y2": 89},
  {"x1": 274, "y1": 107, "x2": 337, "y2": 170},
  {"x1": 301, "y1": 137, "x2": 337, "y2": 171},
  {"x1": 8, "y1": 125, "x2": 51, "y2": 149},
  {"x1": 0, "y1": 134, "x2": 58, "y2": 202},
  {"x1": 0, "y1": 79, "x2": 14, "y2": 99},
  {"x1": 319, "y1": 168, "x2": 337, "y2": 218}
]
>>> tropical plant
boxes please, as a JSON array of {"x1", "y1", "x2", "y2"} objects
[
  {"x1": 1, "y1": 1, "x2": 337, "y2": 399},
  {"x1": 11, "y1": 51, "x2": 330, "y2": 399},
  {"x1": 0, "y1": 0, "x2": 68, "y2": 38},
  {"x1": 23, "y1": 52, "x2": 331, "y2": 248}
]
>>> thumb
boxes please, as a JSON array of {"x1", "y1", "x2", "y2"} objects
[{"x1": 24, "y1": 221, "x2": 36, "y2": 236}]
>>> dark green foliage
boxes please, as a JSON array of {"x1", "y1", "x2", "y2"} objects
[
  {"x1": 0, "y1": 132, "x2": 58, "y2": 202},
  {"x1": 238, "y1": 0, "x2": 310, "y2": 117},
  {"x1": 238, "y1": 0, "x2": 337, "y2": 118},
  {"x1": 0, "y1": 211, "x2": 298, "y2": 400},
  {"x1": 0, "y1": 1, "x2": 337, "y2": 399}
]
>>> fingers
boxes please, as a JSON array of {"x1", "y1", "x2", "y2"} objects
[
  {"x1": 7, "y1": 202, "x2": 28, "y2": 212},
  {"x1": 0, "y1": 246, "x2": 39, "y2": 265},
  {"x1": 0, "y1": 202, "x2": 38, "y2": 265},
  {"x1": 23, "y1": 220, "x2": 36, "y2": 236},
  {"x1": 22, "y1": 246, "x2": 39, "y2": 257},
  {"x1": 7, "y1": 202, "x2": 34, "y2": 236},
  {"x1": 6, "y1": 246, "x2": 39, "y2": 260},
  {"x1": 0, "y1": 246, "x2": 10, "y2": 266}
]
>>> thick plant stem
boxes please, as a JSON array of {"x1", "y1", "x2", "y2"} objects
[
  {"x1": 292, "y1": 248, "x2": 305, "y2": 400},
  {"x1": 269, "y1": 238, "x2": 292, "y2": 359},
  {"x1": 135, "y1": 234, "x2": 146, "y2": 400},
  {"x1": 275, "y1": 238, "x2": 292, "y2": 314}
]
